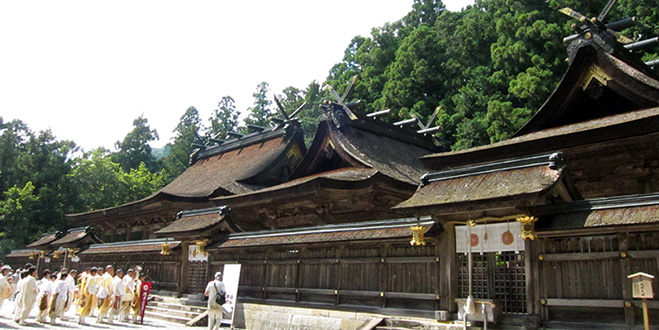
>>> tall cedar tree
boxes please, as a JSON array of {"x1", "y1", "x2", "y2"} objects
[
  {"x1": 162, "y1": 106, "x2": 203, "y2": 182},
  {"x1": 112, "y1": 115, "x2": 160, "y2": 172},
  {"x1": 207, "y1": 96, "x2": 240, "y2": 141},
  {"x1": 244, "y1": 82, "x2": 274, "y2": 129}
]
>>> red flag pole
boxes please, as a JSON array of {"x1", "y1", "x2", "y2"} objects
[{"x1": 139, "y1": 282, "x2": 153, "y2": 324}]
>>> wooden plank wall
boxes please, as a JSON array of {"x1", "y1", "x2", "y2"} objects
[
  {"x1": 535, "y1": 232, "x2": 659, "y2": 326},
  {"x1": 208, "y1": 240, "x2": 441, "y2": 316},
  {"x1": 75, "y1": 253, "x2": 181, "y2": 292}
]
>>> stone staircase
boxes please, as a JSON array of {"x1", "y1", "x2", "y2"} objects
[
  {"x1": 368, "y1": 318, "x2": 473, "y2": 330},
  {"x1": 144, "y1": 292, "x2": 208, "y2": 326}
]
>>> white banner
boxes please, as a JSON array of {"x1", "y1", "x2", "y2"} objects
[
  {"x1": 188, "y1": 244, "x2": 208, "y2": 262},
  {"x1": 456, "y1": 222, "x2": 524, "y2": 254},
  {"x1": 221, "y1": 264, "x2": 242, "y2": 327}
]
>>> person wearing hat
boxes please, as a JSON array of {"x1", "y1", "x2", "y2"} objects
[
  {"x1": 0, "y1": 265, "x2": 13, "y2": 310},
  {"x1": 204, "y1": 271, "x2": 226, "y2": 330}
]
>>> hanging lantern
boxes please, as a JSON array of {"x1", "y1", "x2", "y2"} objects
[
  {"x1": 160, "y1": 242, "x2": 170, "y2": 256},
  {"x1": 29, "y1": 252, "x2": 36, "y2": 260},
  {"x1": 516, "y1": 216, "x2": 538, "y2": 240},
  {"x1": 410, "y1": 225, "x2": 427, "y2": 246},
  {"x1": 195, "y1": 240, "x2": 207, "y2": 254},
  {"x1": 53, "y1": 250, "x2": 62, "y2": 259},
  {"x1": 67, "y1": 248, "x2": 75, "y2": 258},
  {"x1": 39, "y1": 250, "x2": 46, "y2": 259}
]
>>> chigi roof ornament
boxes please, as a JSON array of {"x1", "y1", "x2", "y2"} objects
[{"x1": 559, "y1": 0, "x2": 659, "y2": 68}]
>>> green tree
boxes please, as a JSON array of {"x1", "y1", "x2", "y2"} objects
[
  {"x1": 112, "y1": 115, "x2": 160, "y2": 172},
  {"x1": 161, "y1": 106, "x2": 203, "y2": 182},
  {"x1": 207, "y1": 96, "x2": 240, "y2": 141},
  {"x1": 244, "y1": 82, "x2": 274, "y2": 129},
  {"x1": 0, "y1": 182, "x2": 39, "y2": 256},
  {"x1": 68, "y1": 148, "x2": 165, "y2": 212}
]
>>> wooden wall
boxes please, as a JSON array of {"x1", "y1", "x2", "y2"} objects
[
  {"x1": 534, "y1": 231, "x2": 659, "y2": 327},
  {"x1": 208, "y1": 239, "x2": 442, "y2": 317}
]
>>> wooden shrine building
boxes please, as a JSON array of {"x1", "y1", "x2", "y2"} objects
[
  {"x1": 395, "y1": 13, "x2": 659, "y2": 328},
  {"x1": 5, "y1": 6, "x2": 659, "y2": 329}
]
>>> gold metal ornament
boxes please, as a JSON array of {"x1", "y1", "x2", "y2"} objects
[
  {"x1": 410, "y1": 225, "x2": 427, "y2": 246},
  {"x1": 195, "y1": 240, "x2": 207, "y2": 254},
  {"x1": 160, "y1": 243, "x2": 170, "y2": 256},
  {"x1": 53, "y1": 250, "x2": 62, "y2": 259},
  {"x1": 67, "y1": 248, "x2": 75, "y2": 258},
  {"x1": 516, "y1": 216, "x2": 538, "y2": 240},
  {"x1": 29, "y1": 252, "x2": 36, "y2": 260},
  {"x1": 39, "y1": 250, "x2": 46, "y2": 258}
]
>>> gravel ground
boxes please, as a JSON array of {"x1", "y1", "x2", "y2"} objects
[{"x1": 0, "y1": 299, "x2": 200, "y2": 330}]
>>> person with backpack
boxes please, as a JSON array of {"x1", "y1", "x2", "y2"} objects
[{"x1": 204, "y1": 272, "x2": 226, "y2": 330}]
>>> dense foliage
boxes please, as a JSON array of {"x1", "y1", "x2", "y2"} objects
[{"x1": 1, "y1": 0, "x2": 656, "y2": 259}]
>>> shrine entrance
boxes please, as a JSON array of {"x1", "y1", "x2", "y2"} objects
[{"x1": 455, "y1": 222, "x2": 528, "y2": 316}]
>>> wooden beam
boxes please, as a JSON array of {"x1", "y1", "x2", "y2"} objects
[{"x1": 539, "y1": 251, "x2": 620, "y2": 261}]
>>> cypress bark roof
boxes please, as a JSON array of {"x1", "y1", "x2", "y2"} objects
[
  {"x1": 66, "y1": 122, "x2": 305, "y2": 223},
  {"x1": 154, "y1": 206, "x2": 238, "y2": 239},
  {"x1": 81, "y1": 238, "x2": 181, "y2": 255},
  {"x1": 50, "y1": 226, "x2": 102, "y2": 248},
  {"x1": 395, "y1": 153, "x2": 579, "y2": 215},
  {"x1": 421, "y1": 42, "x2": 659, "y2": 171},
  {"x1": 536, "y1": 193, "x2": 659, "y2": 231},
  {"x1": 289, "y1": 104, "x2": 441, "y2": 186},
  {"x1": 26, "y1": 231, "x2": 62, "y2": 249},
  {"x1": 211, "y1": 218, "x2": 435, "y2": 248}
]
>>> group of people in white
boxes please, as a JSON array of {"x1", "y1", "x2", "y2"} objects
[{"x1": 0, "y1": 263, "x2": 148, "y2": 326}]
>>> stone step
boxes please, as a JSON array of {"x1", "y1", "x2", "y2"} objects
[
  {"x1": 146, "y1": 305, "x2": 201, "y2": 319},
  {"x1": 144, "y1": 310, "x2": 192, "y2": 324},
  {"x1": 383, "y1": 319, "x2": 466, "y2": 330},
  {"x1": 148, "y1": 300, "x2": 207, "y2": 313}
]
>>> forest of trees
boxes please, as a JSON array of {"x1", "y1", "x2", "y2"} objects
[{"x1": 1, "y1": 0, "x2": 657, "y2": 258}]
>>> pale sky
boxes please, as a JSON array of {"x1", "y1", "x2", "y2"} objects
[{"x1": 0, "y1": 0, "x2": 474, "y2": 151}]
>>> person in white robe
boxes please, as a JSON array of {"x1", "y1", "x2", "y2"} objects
[
  {"x1": 96, "y1": 265, "x2": 114, "y2": 323},
  {"x1": 36, "y1": 271, "x2": 53, "y2": 323},
  {"x1": 0, "y1": 265, "x2": 13, "y2": 311},
  {"x1": 16, "y1": 267, "x2": 38, "y2": 325},
  {"x1": 121, "y1": 269, "x2": 136, "y2": 321},
  {"x1": 62, "y1": 269, "x2": 78, "y2": 319},
  {"x1": 49, "y1": 272, "x2": 68, "y2": 325},
  {"x1": 108, "y1": 269, "x2": 125, "y2": 325}
]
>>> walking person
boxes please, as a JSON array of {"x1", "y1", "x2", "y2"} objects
[
  {"x1": 131, "y1": 272, "x2": 148, "y2": 324},
  {"x1": 96, "y1": 265, "x2": 114, "y2": 323},
  {"x1": 49, "y1": 272, "x2": 68, "y2": 325},
  {"x1": 204, "y1": 271, "x2": 226, "y2": 330},
  {"x1": 0, "y1": 265, "x2": 13, "y2": 312},
  {"x1": 108, "y1": 269, "x2": 125, "y2": 324},
  {"x1": 77, "y1": 267, "x2": 99, "y2": 325},
  {"x1": 62, "y1": 269, "x2": 78, "y2": 319},
  {"x1": 121, "y1": 268, "x2": 136, "y2": 321},
  {"x1": 16, "y1": 267, "x2": 38, "y2": 325},
  {"x1": 35, "y1": 271, "x2": 53, "y2": 323}
]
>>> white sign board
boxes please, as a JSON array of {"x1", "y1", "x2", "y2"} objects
[
  {"x1": 632, "y1": 277, "x2": 654, "y2": 299},
  {"x1": 456, "y1": 222, "x2": 524, "y2": 254},
  {"x1": 188, "y1": 244, "x2": 208, "y2": 262},
  {"x1": 221, "y1": 264, "x2": 242, "y2": 327}
]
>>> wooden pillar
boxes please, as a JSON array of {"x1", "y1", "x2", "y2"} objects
[
  {"x1": 620, "y1": 233, "x2": 635, "y2": 326},
  {"x1": 178, "y1": 241, "x2": 190, "y2": 295},
  {"x1": 525, "y1": 236, "x2": 541, "y2": 327},
  {"x1": 439, "y1": 222, "x2": 458, "y2": 312}
]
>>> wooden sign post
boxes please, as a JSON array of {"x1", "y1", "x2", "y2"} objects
[{"x1": 628, "y1": 272, "x2": 655, "y2": 330}]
